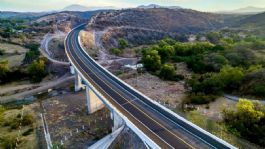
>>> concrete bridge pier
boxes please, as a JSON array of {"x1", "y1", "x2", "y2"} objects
[
  {"x1": 75, "y1": 73, "x2": 85, "y2": 92},
  {"x1": 111, "y1": 110, "x2": 124, "y2": 131},
  {"x1": 85, "y1": 85, "x2": 105, "y2": 114}
]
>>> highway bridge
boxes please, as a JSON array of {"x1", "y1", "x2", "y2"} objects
[{"x1": 65, "y1": 24, "x2": 236, "y2": 149}]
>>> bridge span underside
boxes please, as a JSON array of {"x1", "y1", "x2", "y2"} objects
[{"x1": 65, "y1": 24, "x2": 236, "y2": 149}]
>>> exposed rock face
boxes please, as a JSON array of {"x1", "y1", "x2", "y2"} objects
[{"x1": 86, "y1": 8, "x2": 226, "y2": 49}]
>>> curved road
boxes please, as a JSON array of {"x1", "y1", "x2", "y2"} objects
[{"x1": 65, "y1": 25, "x2": 234, "y2": 149}]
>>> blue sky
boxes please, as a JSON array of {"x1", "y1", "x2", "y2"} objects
[{"x1": 0, "y1": 0, "x2": 265, "y2": 12}]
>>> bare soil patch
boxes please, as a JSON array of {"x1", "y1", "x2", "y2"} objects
[
  {"x1": 48, "y1": 38, "x2": 68, "y2": 62},
  {"x1": 122, "y1": 72, "x2": 187, "y2": 105},
  {"x1": 42, "y1": 91, "x2": 112, "y2": 149}
]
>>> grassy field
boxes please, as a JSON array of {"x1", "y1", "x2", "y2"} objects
[
  {"x1": 0, "y1": 42, "x2": 29, "y2": 68},
  {"x1": 0, "y1": 104, "x2": 38, "y2": 149}
]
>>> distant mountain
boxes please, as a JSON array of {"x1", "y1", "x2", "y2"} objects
[
  {"x1": 218, "y1": 6, "x2": 265, "y2": 14},
  {"x1": 0, "y1": 11, "x2": 51, "y2": 19},
  {"x1": 233, "y1": 6, "x2": 265, "y2": 13},
  {"x1": 62, "y1": 4, "x2": 115, "y2": 12},
  {"x1": 236, "y1": 12, "x2": 265, "y2": 27},
  {"x1": 137, "y1": 4, "x2": 181, "y2": 9}
]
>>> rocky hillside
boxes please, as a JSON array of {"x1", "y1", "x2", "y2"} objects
[
  {"x1": 87, "y1": 8, "x2": 230, "y2": 49},
  {"x1": 34, "y1": 11, "x2": 102, "y2": 32},
  {"x1": 92, "y1": 8, "x2": 225, "y2": 33}
]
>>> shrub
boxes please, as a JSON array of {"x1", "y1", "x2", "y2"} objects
[
  {"x1": 21, "y1": 114, "x2": 34, "y2": 126},
  {"x1": 159, "y1": 64, "x2": 176, "y2": 81},
  {"x1": 110, "y1": 48, "x2": 122, "y2": 56},
  {"x1": 251, "y1": 84, "x2": 265, "y2": 97},
  {"x1": 142, "y1": 49, "x2": 161, "y2": 71},
  {"x1": 22, "y1": 128, "x2": 34, "y2": 136},
  {"x1": 10, "y1": 119, "x2": 20, "y2": 129},
  {"x1": 28, "y1": 58, "x2": 47, "y2": 82},
  {"x1": 222, "y1": 99, "x2": 265, "y2": 146},
  {"x1": 0, "y1": 49, "x2": 5, "y2": 55},
  {"x1": 1, "y1": 136, "x2": 17, "y2": 149},
  {"x1": 118, "y1": 38, "x2": 128, "y2": 49},
  {"x1": 0, "y1": 60, "x2": 9, "y2": 76},
  {"x1": 186, "y1": 93, "x2": 217, "y2": 104}
]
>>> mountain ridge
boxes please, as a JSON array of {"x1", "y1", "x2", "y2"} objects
[
  {"x1": 137, "y1": 4, "x2": 182, "y2": 9},
  {"x1": 62, "y1": 4, "x2": 116, "y2": 12},
  {"x1": 217, "y1": 6, "x2": 265, "y2": 14}
]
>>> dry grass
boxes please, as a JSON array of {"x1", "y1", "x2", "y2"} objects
[
  {"x1": 123, "y1": 72, "x2": 187, "y2": 105},
  {"x1": 0, "y1": 43, "x2": 29, "y2": 67},
  {"x1": 0, "y1": 104, "x2": 38, "y2": 149},
  {"x1": 80, "y1": 30, "x2": 98, "y2": 57}
]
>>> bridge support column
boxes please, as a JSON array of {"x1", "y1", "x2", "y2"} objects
[
  {"x1": 75, "y1": 73, "x2": 85, "y2": 92},
  {"x1": 86, "y1": 86, "x2": 105, "y2": 114},
  {"x1": 111, "y1": 111, "x2": 124, "y2": 131}
]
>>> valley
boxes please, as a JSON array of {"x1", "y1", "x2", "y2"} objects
[{"x1": 0, "y1": 4, "x2": 265, "y2": 149}]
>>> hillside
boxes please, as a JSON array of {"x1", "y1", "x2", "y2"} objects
[
  {"x1": 236, "y1": 12, "x2": 265, "y2": 27},
  {"x1": 34, "y1": 10, "x2": 104, "y2": 32},
  {"x1": 0, "y1": 11, "x2": 51, "y2": 19},
  {"x1": 232, "y1": 12, "x2": 265, "y2": 38},
  {"x1": 87, "y1": 8, "x2": 232, "y2": 49},
  {"x1": 92, "y1": 8, "x2": 225, "y2": 33}
]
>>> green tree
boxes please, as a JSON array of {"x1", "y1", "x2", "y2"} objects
[
  {"x1": 28, "y1": 58, "x2": 47, "y2": 82},
  {"x1": 222, "y1": 99, "x2": 265, "y2": 146},
  {"x1": 205, "y1": 53, "x2": 228, "y2": 72},
  {"x1": 118, "y1": 38, "x2": 128, "y2": 49},
  {"x1": 110, "y1": 48, "x2": 122, "y2": 56},
  {"x1": 0, "y1": 60, "x2": 9, "y2": 76},
  {"x1": 0, "y1": 49, "x2": 5, "y2": 55},
  {"x1": 188, "y1": 73, "x2": 224, "y2": 95},
  {"x1": 159, "y1": 64, "x2": 176, "y2": 80},
  {"x1": 251, "y1": 84, "x2": 265, "y2": 97},
  {"x1": 225, "y1": 49, "x2": 256, "y2": 68},
  {"x1": 142, "y1": 50, "x2": 161, "y2": 71},
  {"x1": 158, "y1": 45, "x2": 174, "y2": 63},
  {"x1": 174, "y1": 42, "x2": 192, "y2": 56},
  {"x1": 218, "y1": 65, "x2": 244, "y2": 90},
  {"x1": 186, "y1": 54, "x2": 206, "y2": 73}
]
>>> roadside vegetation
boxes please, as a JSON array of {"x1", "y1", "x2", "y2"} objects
[
  {"x1": 136, "y1": 32, "x2": 265, "y2": 147},
  {"x1": 223, "y1": 99, "x2": 265, "y2": 146},
  {"x1": 138, "y1": 33, "x2": 265, "y2": 104}
]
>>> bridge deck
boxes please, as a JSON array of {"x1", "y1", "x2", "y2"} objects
[{"x1": 65, "y1": 25, "x2": 233, "y2": 149}]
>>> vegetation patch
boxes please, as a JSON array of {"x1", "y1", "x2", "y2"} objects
[
  {"x1": 138, "y1": 34, "x2": 265, "y2": 104},
  {"x1": 222, "y1": 99, "x2": 265, "y2": 146},
  {"x1": 0, "y1": 105, "x2": 37, "y2": 149}
]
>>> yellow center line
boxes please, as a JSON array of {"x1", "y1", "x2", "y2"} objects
[{"x1": 69, "y1": 31, "x2": 196, "y2": 149}]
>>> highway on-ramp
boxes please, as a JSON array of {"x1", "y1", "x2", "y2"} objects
[{"x1": 65, "y1": 24, "x2": 235, "y2": 149}]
